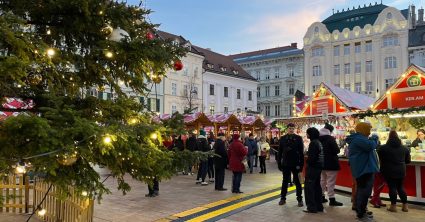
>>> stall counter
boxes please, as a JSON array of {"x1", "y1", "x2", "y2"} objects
[{"x1": 335, "y1": 158, "x2": 425, "y2": 204}]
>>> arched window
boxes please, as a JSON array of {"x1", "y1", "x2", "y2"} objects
[
  {"x1": 386, "y1": 12, "x2": 392, "y2": 20},
  {"x1": 314, "y1": 26, "x2": 319, "y2": 33}
]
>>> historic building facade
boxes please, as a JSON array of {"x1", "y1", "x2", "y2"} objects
[
  {"x1": 408, "y1": 7, "x2": 425, "y2": 67},
  {"x1": 303, "y1": 3, "x2": 410, "y2": 98},
  {"x1": 195, "y1": 46, "x2": 257, "y2": 115},
  {"x1": 231, "y1": 44, "x2": 304, "y2": 118}
]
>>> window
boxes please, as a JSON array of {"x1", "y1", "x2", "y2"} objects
[
  {"x1": 265, "y1": 86, "x2": 270, "y2": 97},
  {"x1": 224, "y1": 107, "x2": 229, "y2": 114},
  {"x1": 139, "y1": 97, "x2": 145, "y2": 106},
  {"x1": 248, "y1": 91, "x2": 252, "y2": 101},
  {"x1": 334, "y1": 64, "x2": 340, "y2": 75},
  {"x1": 274, "y1": 67, "x2": 280, "y2": 78},
  {"x1": 209, "y1": 105, "x2": 215, "y2": 114},
  {"x1": 171, "y1": 105, "x2": 177, "y2": 114},
  {"x1": 344, "y1": 44, "x2": 350, "y2": 55},
  {"x1": 366, "y1": 60, "x2": 372, "y2": 72},
  {"x1": 147, "y1": 98, "x2": 151, "y2": 110},
  {"x1": 275, "y1": 85, "x2": 280, "y2": 96},
  {"x1": 288, "y1": 66, "x2": 294, "y2": 77},
  {"x1": 365, "y1": 40, "x2": 372, "y2": 52},
  {"x1": 265, "y1": 106, "x2": 271, "y2": 116},
  {"x1": 313, "y1": 65, "x2": 322, "y2": 76},
  {"x1": 344, "y1": 84, "x2": 351, "y2": 90},
  {"x1": 383, "y1": 35, "x2": 398, "y2": 47},
  {"x1": 355, "y1": 62, "x2": 361, "y2": 73},
  {"x1": 256, "y1": 70, "x2": 260, "y2": 80},
  {"x1": 333, "y1": 45, "x2": 340, "y2": 56},
  {"x1": 355, "y1": 42, "x2": 361, "y2": 53},
  {"x1": 183, "y1": 68, "x2": 188, "y2": 76},
  {"x1": 224, "y1": 87, "x2": 228, "y2": 97},
  {"x1": 385, "y1": 57, "x2": 397, "y2": 69},
  {"x1": 385, "y1": 79, "x2": 394, "y2": 89},
  {"x1": 275, "y1": 105, "x2": 281, "y2": 116},
  {"x1": 366, "y1": 82, "x2": 373, "y2": 91},
  {"x1": 265, "y1": 69, "x2": 270, "y2": 80},
  {"x1": 209, "y1": 84, "x2": 214, "y2": 95},
  {"x1": 312, "y1": 85, "x2": 320, "y2": 92},
  {"x1": 386, "y1": 12, "x2": 392, "y2": 20},
  {"x1": 289, "y1": 83, "x2": 295, "y2": 95},
  {"x1": 183, "y1": 84, "x2": 188, "y2": 97},
  {"x1": 193, "y1": 86, "x2": 198, "y2": 99},
  {"x1": 257, "y1": 87, "x2": 260, "y2": 98},
  {"x1": 344, "y1": 63, "x2": 350, "y2": 74},
  {"x1": 312, "y1": 47, "x2": 324, "y2": 57},
  {"x1": 172, "y1": 83, "x2": 177, "y2": 96},
  {"x1": 237, "y1": 89, "x2": 241, "y2": 99},
  {"x1": 355, "y1": 83, "x2": 361, "y2": 93}
]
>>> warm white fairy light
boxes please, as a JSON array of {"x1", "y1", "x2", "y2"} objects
[
  {"x1": 46, "y1": 30, "x2": 51, "y2": 35},
  {"x1": 105, "y1": 51, "x2": 113, "y2": 58},
  {"x1": 103, "y1": 136, "x2": 112, "y2": 144},
  {"x1": 81, "y1": 191, "x2": 88, "y2": 197},
  {"x1": 37, "y1": 208, "x2": 46, "y2": 216},
  {"x1": 47, "y1": 48, "x2": 55, "y2": 57},
  {"x1": 150, "y1": 133, "x2": 158, "y2": 140},
  {"x1": 16, "y1": 165, "x2": 26, "y2": 174}
]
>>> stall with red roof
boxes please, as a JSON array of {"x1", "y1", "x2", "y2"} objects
[{"x1": 360, "y1": 64, "x2": 425, "y2": 204}]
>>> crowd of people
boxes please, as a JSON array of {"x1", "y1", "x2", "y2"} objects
[{"x1": 146, "y1": 122, "x2": 413, "y2": 221}]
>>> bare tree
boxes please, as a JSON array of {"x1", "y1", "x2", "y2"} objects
[{"x1": 182, "y1": 73, "x2": 200, "y2": 114}]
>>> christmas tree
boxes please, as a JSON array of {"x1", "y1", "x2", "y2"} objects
[{"x1": 0, "y1": 0, "x2": 198, "y2": 201}]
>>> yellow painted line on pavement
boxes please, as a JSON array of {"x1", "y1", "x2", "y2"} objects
[
  {"x1": 170, "y1": 184, "x2": 280, "y2": 219},
  {"x1": 186, "y1": 186, "x2": 296, "y2": 222}
]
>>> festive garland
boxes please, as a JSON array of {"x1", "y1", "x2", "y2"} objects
[
  {"x1": 354, "y1": 106, "x2": 425, "y2": 118},
  {"x1": 409, "y1": 117, "x2": 425, "y2": 129}
]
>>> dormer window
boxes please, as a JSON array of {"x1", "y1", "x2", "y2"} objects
[
  {"x1": 184, "y1": 43, "x2": 191, "y2": 50},
  {"x1": 207, "y1": 63, "x2": 214, "y2": 69},
  {"x1": 233, "y1": 70, "x2": 239, "y2": 75},
  {"x1": 173, "y1": 38, "x2": 180, "y2": 46},
  {"x1": 220, "y1": 66, "x2": 227, "y2": 72},
  {"x1": 314, "y1": 27, "x2": 319, "y2": 33},
  {"x1": 386, "y1": 12, "x2": 392, "y2": 20}
]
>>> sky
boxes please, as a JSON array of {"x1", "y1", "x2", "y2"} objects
[{"x1": 129, "y1": 0, "x2": 425, "y2": 55}]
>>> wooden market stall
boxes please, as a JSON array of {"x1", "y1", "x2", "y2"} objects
[
  {"x1": 207, "y1": 114, "x2": 242, "y2": 136},
  {"x1": 353, "y1": 64, "x2": 425, "y2": 204}
]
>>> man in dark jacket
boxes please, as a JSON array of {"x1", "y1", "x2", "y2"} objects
[
  {"x1": 214, "y1": 133, "x2": 228, "y2": 191},
  {"x1": 319, "y1": 123, "x2": 343, "y2": 206},
  {"x1": 196, "y1": 129, "x2": 210, "y2": 186},
  {"x1": 186, "y1": 132, "x2": 198, "y2": 175},
  {"x1": 277, "y1": 123, "x2": 304, "y2": 207},
  {"x1": 246, "y1": 133, "x2": 258, "y2": 174}
]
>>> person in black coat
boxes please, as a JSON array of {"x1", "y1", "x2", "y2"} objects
[
  {"x1": 319, "y1": 123, "x2": 343, "y2": 206},
  {"x1": 277, "y1": 123, "x2": 304, "y2": 207},
  {"x1": 213, "y1": 133, "x2": 228, "y2": 191},
  {"x1": 196, "y1": 129, "x2": 210, "y2": 185},
  {"x1": 186, "y1": 132, "x2": 198, "y2": 175},
  {"x1": 304, "y1": 127, "x2": 324, "y2": 213},
  {"x1": 378, "y1": 130, "x2": 411, "y2": 212}
]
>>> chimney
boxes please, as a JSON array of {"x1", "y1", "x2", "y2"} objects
[
  {"x1": 419, "y1": 8, "x2": 424, "y2": 25},
  {"x1": 412, "y1": 5, "x2": 417, "y2": 28},
  {"x1": 290, "y1": 43, "x2": 297, "y2": 48}
]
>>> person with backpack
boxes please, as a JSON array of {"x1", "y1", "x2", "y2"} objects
[
  {"x1": 303, "y1": 127, "x2": 324, "y2": 213},
  {"x1": 277, "y1": 123, "x2": 304, "y2": 207}
]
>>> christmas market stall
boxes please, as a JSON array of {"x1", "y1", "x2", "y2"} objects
[
  {"x1": 238, "y1": 115, "x2": 266, "y2": 136},
  {"x1": 350, "y1": 64, "x2": 425, "y2": 203},
  {"x1": 207, "y1": 113, "x2": 242, "y2": 136}
]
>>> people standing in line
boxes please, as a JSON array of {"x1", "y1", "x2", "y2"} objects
[
  {"x1": 411, "y1": 129, "x2": 425, "y2": 148},
  {"x1": 207, "y1": 132, "x2": 215, "y2": 183},
  {"x1": 346, "y1": 122, "x2": 379, "y2": 220},
  {"x1": 277, "y1": 123, "x2": 304, "y2": 207},
  {"x1": 186, "y1": 131, "x2": 199, "y2": 176},
  {"x1": 246, "y1": 133, "x2": 258, "y2": 174},
  {"x1": 319, "y1": 123, "x2": 343, "y2": 206},
  {"x1": 304, "y1": 127, "x2": 324, "y2": 213},
  {"x1": 378, "y1": 130, "x2": 411, "y2": 212},
  {"x1": 196, "y1": 129, "x2": 210, "y2": 186},
  {"x1": 213, "y1": 133, "x2": 228, "y2": 191},
  {"x1": 257, "y1": 136, "x2": 270, "y2": 174},
  {"x1": 228, "y1": 134, "x2": 248, "y2": 193}
]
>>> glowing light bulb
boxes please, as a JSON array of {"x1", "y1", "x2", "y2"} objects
[
  {"x1": 99, "y1": 11, "x2": 103, "y2": 15},
  {"x1": 81, "y1": 191, "x2": 88, "y2": 196},
  {"x1": 103, "y1": 136, "x2": 112, "y2": 144},
  {"x1": 105, "y1": 51, "x2": 113, "y2": 58},
  {"x1": 386, "y1": 91, "x2": 390, "y2": 95},
  {"x1": 150, "y1": 133, "x2": 158, "y2": 140},
  {"x1": 129, "y1": 118, "x2": 138, "y2": 125},
  {"x1": 47, "y1": 48, "x2": 55, "y2": 57},
  {"x1": 37, "y1": 208, "x2": 46, "y2": 216},
  {"x1": 16, "y1": 165, "x2": 26, "y2": 174},
  {"x1": 46, "y1": 30, "x2": 51, "y2": 35}
]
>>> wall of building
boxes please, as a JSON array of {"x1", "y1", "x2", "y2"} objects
[{"x1": 304, "y1": 7, "x2": 409, "y2": 98}]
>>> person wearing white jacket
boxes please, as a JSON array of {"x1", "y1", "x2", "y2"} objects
[{"x1": 257, "y1": 137, "x2": 270, "y2": 174}]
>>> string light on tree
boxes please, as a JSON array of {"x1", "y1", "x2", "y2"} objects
[
  {"x1": 105, "y1": 51, "x2": 113, "y2": 58},
  {"x1": 46, "y1": 48, "x2": 55, "y2": 57},
  {"x1": 37, "y1": 208, "x2": 46, "y2": 217},
  {"x1": 103, "y1": 135, "x2": 112, "y2": 144},
  {"x1": 150, "y1": 132, "x2": 158, "y2": 140}
]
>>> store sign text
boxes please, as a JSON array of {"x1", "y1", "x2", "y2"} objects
[{"x1": 405, "y1": 96, "x2": 424, "y2": 101}]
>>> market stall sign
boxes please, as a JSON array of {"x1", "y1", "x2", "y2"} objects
[
  {"x1": 311, "y1": 98, "x2": 333, "y2": 115},
  {"x1": 391, "y1": 90, "x2": 425, "y2": 109}
]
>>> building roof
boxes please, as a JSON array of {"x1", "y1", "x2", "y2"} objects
[
  {"x1": 229, "y1": 45, "x2": 303, "y2": 63},
  {"x1": 322, "y1": 3, "x2": 388, "y2": 32},
  {"x1": 155, "y1": 30, "x2": 202, "y2": 55},
  {"x1": 409, "y1": 24, "x2": 425, "y2": 47},
  {"x1": 325, "y1": 83, "x2": 375, "y2": 110},
  {"x1": 193, "y1": 46, "x2": 257, "y2": 81}
]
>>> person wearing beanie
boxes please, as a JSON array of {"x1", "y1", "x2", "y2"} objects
[
  {"x1": 228, "y1": 134, "x2": 248, "y2": 193},
  {"x1": 319, "y1": 124, "x2": 343, "y2": 206},
  {"x1": 277, "y1": 123, "x2": 304, "y2": 207},
  {"x1": 346, "y1": 122, "x2": 379, "y2": 220},
  {"x1": 196, "y1": 129, "x2": 210, "y2": 186}
]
